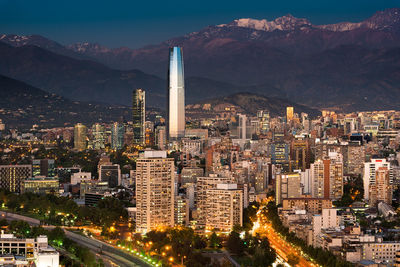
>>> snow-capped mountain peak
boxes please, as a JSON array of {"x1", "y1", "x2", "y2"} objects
[{"x1": 220, "y1": 14, "x2": 312, "y2": 31}]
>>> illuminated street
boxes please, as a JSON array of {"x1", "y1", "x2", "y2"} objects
[{"x1": 253, "y1": 205, "x2": 316, "y2": 267}]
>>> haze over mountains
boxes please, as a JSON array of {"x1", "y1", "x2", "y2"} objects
[{"x1": 1, "y1": 8, "x2": 400, "y2": 112}]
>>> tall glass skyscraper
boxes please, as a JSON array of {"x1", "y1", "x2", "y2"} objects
[
  {"x1": 132, "y1": 88, "x2": 145, "y2": 145},
  {"x1": 167, "y1": 47, "x2": 185, "y2": 140},
  {"x1": 74, "y1": 123, "x2": 87, "y2": 151},
  {"x1": 111, "y1": 122, "x2": 125, "y2": 150}
]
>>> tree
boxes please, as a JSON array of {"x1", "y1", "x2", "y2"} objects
[
  {"x1": 287, "y1": 253, "x2": 300, "y2": 266},
  {"x1": 226, "y1": 231, "x2": 245, "y2": 255},
  {"x1": 209, "y1": 232, "x2": 221, "y2": 248}
]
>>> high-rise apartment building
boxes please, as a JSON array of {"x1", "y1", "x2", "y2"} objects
[
  {"x1": 363, "y1": 158, "x2": 392, "y2": 200},
  {"x1": 276, "y1": 172, "x2": 302, "y2": 205},
  {"x1": 155, "y1": 126, "x2": 167, "y2": 150},
  {"x1": 132, "y1": 88, "x2": 145, "y2": 145},
  {"x1": 111, "y1": 122, "x2": 124, "y2": 150},
  {"x1": 0, "y1": 165, "x2": 32, "y2": 193},
  {"x1": 174, "y1": 195, "x2": 189, "y2": 226},
  {"x1": 369, "y1": 167, "x2": 392, "y2": 206},
  {"x1": 196, "y1": 174, "x2": 233, "y2": 228},
  {"x1": 135, "y1": 151, "x2": 174, "y2": 233},
  {"x1": 311, "y1": 152, "x2": 343, "y2": 199},
  {"x1": 205, "y1": 183, "x2": 243, "y2": 233},
  {"x1": 74, "y1": 123, "x2": 87, "y2": 151},
  {"x1": 167, "y1": 47, "x2": 185, "y2": 140},
  {"x1": 257, "y1": 110, "x2": 270, "y2": 134}
]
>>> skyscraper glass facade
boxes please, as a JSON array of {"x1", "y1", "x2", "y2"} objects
[
  {"x1": 167, "y1": 47, "x2": 185, "y2": 140},
  {"x1": 132, "y1": 89, "x2": 145, "y2": 145}
]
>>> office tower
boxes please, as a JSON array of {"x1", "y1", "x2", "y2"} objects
[
  {"x1": 0, "y1": 165, "x2": 32, "y2": 193},
  {"x1": 290, "y1": 137, "x2": 311, "y2": 171},
  {"x1": 155, "y1": 126, "x2": 167, "y2": 150},
  {"x1": 98, "y1": 156, "x2": 121, "y2": 188},
  {"x1": 135, "y1": 151, "x2": 174, "y2": 233},
  {"x1": 167, "y1": 46, "x2": 185, "y2": 140},
  {"x1": 197, "y1": 174, "x2": 233, "y2": 228},
  {"x1": 92, "y1": 123, "x2": 105, "y2": 150},
  {"x1": 363, "y1": 159, "x2": 392, "y2": 200},
  {"x1": 257, "y1": 110, "x2": 270, "y2": 134},
  {"x1": 32, "y1": 159, "x2": 55, "y2": 177},
  {"x1": 111, "y1": 122, "x2": 124, "y2": 150},
  {"x1": 74, "y1": 123, "x2": 87, "y2": 151},
  {"x1": 369, "y1": 167, "x2": 392, "y2": 206},
  {"x1": 286, "y1": 106, "x2": 294, "y2": 123},
  {"x1": 132, "y1": 89, "x2": 145, "y2": 145},
  {"x1": 205, "y1": 184, "x2": 243, "y2": 233},
  {"x1": 270, "y1": 142, "x2": 290, "y2": 172},
  {"x1": 311, "y1": 152, "x2": 343, "y2": 199},
  {"x1": 276, "y1": 172, "x2": 302, "y2": 205}
]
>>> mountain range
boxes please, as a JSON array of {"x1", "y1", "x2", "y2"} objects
[
  {"x1": 0, "y1": 74, "x2": 131, "y2": 129},
  {"x1": 1, "y1": 8, "x2": 400, "y2": 112}
]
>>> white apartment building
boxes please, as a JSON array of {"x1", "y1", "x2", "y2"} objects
[
  {"x1": 364, "y1": 158, "x2": 392, "y2": 200},
  {"x1": 135, "y1": 150, "x2": 175, "y2": 233},
  {"x1": 205, "y1": 183, "x2": 243, "y2": 233}
]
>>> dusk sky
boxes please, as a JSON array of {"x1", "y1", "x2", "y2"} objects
[{"x1": 0, "y1": 0, "x2": 398, "y2": 48}]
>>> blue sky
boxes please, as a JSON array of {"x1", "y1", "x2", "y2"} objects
[{"x1": 0, "y1": 0, "x2": 398, "y2": 48}]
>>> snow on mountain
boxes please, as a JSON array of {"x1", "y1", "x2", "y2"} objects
[
  {"x1": 67, "y1": 42, "x2": 111, "y2": 54},
  {"x1": 220, "y1": 14, "x2": 312, "y2": 31}
]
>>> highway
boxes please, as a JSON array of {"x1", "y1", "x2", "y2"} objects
[
  {"x1": 253, "y1": 207, "x2": 316, "y2": 267},
  {"x1": 0, "y1": 211, "x2": 150, "y2": 267}
]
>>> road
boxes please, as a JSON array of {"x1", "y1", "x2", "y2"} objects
[
  {"x1": 0, "y1": 211, "x2": 150, "y2": 267},
  {"x1": 253, "y1": 207, "x2": 316, "y2": 267}
]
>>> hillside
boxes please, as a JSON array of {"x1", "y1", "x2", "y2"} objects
[
  {"x1": 0, "y1": 74, "x2": 132, "y2": 129},
  {"x1": 186, "y1": 92, "x2": 320, "y2": 119}
]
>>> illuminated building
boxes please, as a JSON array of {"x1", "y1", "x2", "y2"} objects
[
  {"x1": 0, "y1": 165, "x2": 31, "y2": 193},
  {"x1": 196, "y1": 174, "x2": 233, "y2": 228},
  {"x1": 205, "y1": 183, "x2": 243, "y2": 233},
  {"x1": 369, "y1": 167, "x2": 392, "y2": 206},
  {"x1": 91, "y1": 123, "x2": 105, "y2": 150},
  {"x1": 286, "y1": 106, "x2": 294, "y2": 122},
  {"x1": 23, "y1": 177, "x2": 59, "y2": 195},
  {"x1": 74, "y1": 123, "x2": 87, "y2": 151},
  {"x1": 155, "y1": 126, "x2": 167, "y2": 150},
  {"x1": 135, "y1": 151, "x2": 174, "y2": 233},
  {"x1": 132, "y1": 88, "x2": 145, "y2": 145},
  {"x1": 167, "y1": 47, "x2": 185, "y2": 140},
  {"x1": 276, "y1": 172, "x2": 302, "y2": 205},
  {"x1": 32, "y1": 159, "x2": 55, "y2": 177},
  {"x1": 363, "y1": 158, "x2": 392, "y2": 200},
  {"x1": 174, "y1": 195, "x2": 189, "y2": 226},
  {"x1": 311, "y1": 152, "x2": 343, "y2": 199},
  {"x1": 111, "y1": 122, "x2": 124, "y2": 150}
]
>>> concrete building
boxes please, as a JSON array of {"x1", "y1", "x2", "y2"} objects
[
  {"x1": 311, "y1": 151, "x2": 343, "y2": 200},
  {"x1": 135, "y1": 151, "x2": 175, "y2": 233},
  {"x1": 282, "y1": 198, "x2": 333, "y2": 214},
  {"x1": 364, "y1": 159, "x2": 392, "y2": 200},
  {"x1": 0, "y1": 165, "x2": 32, "y2": 193},
  {"x1": 276, "y1": 172, "x2": 302, "y2": 205},
  {"x1": 369, "y1": 167, "x2": 392, "y2": 206},
  {"x1": 70, "y1": 172, "x2": 92, "y2": 185},
  {"x1": 23, "y1": 177, "x2": 59, "y2": 195},
  {"x1": 174, "y1": 195, "x2": 189, "y2": 226},
  {"x1": 205, "y1": 183, "x2": 243, "y2": 233}
]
